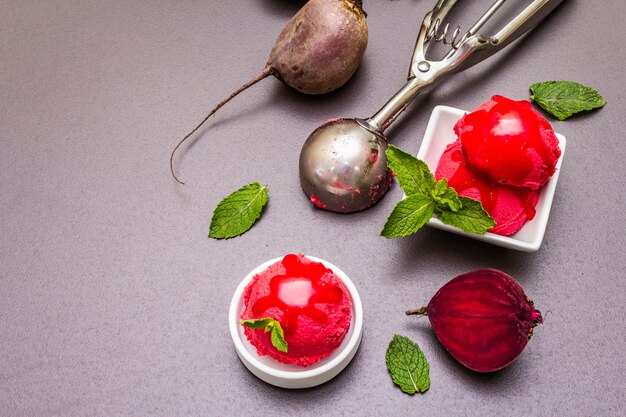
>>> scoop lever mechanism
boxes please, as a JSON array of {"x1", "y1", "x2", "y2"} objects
[{"x1": 368, "y1": 0, "x2": 565, "y2": 133}]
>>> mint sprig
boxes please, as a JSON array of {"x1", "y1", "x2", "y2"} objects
[
  {"x1": 386, "y1": 334, "x2": 430, "y2": 395},
  {"x1": 432, "y1": 178, "x2": 461, "y2": 212},
  {"x1": 386, "y1": 145, "x2": 435, "y2": 196},
  {"x1": 241, "y1": 318, "x2": 288, "y2": 353},
  {"x1": 381, "y1": 145, "x2": 494, "y2": 238},
  {"x1": 209, "y1": 182, "x2": 268, "y2": 239},
  {"x1": 437, "y1": 196, "x2": 496, "y2": 234},
  {"x1": 530, "y1": 80, "x2": 606, "y2": 120},
  {"x1": 381, "y1": 195, "x2": 436, "y2": 238}
]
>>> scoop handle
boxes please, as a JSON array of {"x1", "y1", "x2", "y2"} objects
[
  {"x1": 366, "y1": 46, "x2": 467, "y2": 132},
  {"x1": 450, "y1": 0, "x2": 566, "y2": 73},
  {"x1": 366, "y1": 77, "x2": 435, "y2": 133},
  {"x1": 366, "y1": 0, "x2": 565, "y2": 134}
]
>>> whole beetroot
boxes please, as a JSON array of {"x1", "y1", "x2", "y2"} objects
[
  {"x1": 269, "y1": 0, "x2": 368, "y2": 94},
  {"x1": 170, "y1": 0, "x2": 368, "y2": 184},
  {"x1": 407, "y1": 269, "x2": 543, "y2": 372}
]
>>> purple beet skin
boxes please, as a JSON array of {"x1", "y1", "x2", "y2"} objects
[
  {"x1": 407, "y1": 269, "x2": 543, "y2": 372},
  {"x1": 170, "y1": 0, "x2": 368, "y2": 184}
]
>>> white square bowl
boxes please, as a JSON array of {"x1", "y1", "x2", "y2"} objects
[{"x1": 416, "y1": 105, "x2": 566, "y2": 252}]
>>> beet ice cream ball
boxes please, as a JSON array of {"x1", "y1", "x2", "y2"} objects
[
  {"x1": 455, "y1": 95, "x2": 561, "y2": 190},
  {"x1": 435, "y1": 140, "x2": 539, "y2": 236},
  {"x1": 241, "y1": 254, "x2": 352, "y2": 367}
]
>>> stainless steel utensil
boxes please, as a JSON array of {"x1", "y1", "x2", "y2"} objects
[{"x1": 299, "y1": 0, "x2": 565, "y2": 213}]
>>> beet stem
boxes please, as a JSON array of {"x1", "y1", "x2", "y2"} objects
[
  {"x1": 405, "y1": 307, "x2": 428, "y2": 316},
  {"x1": 349, "y1": 0, "x2": 366, "y2": 17},
  {"x1": 169, "y1": 66, "x2": 274, "y2": 185}
]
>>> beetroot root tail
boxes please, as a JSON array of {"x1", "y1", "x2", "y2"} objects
[{"x1": 169, "y1": 66, "x2": 274, "y2": 185}]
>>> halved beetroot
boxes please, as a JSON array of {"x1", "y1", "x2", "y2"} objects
[{"x1": 407, "y1": 269, "x2": 542, "y2": 372}]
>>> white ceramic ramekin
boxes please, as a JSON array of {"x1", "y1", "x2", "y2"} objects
[{"x1": 229, "y1": 255, "x2": 363, "y2": 389}]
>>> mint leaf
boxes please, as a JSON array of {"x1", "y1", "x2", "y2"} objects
[
  {"x1": 530, "y1": 81, "x2": 606, "y2": 120},
  {"x1": 432, "y1": 179, "x2": 461, "y2": 212},
  {"x1": 386, "y1": 334, "x2": 430, "y2": 395},
  {"x1": 240, "y1": 318, "x2": 273, "y2": 329},
  {"x1": 437, "y1": 196, "x2": 495, "y2": 234},
  {"x1": 433, "y1": 178, "x2": 448, "y2": 196},
  {"x1": 386, "y1": 145, "x2": 435, "y2": 196},
  {"x1": 269, "y1": 322, "x2": 288, "y2": 353},
  {"x1": 209, "y1": 182, "x2": 268, "y2": 239},
  {"x1": 241, "y1": 318, "x2": 288, "y2": 353},
  {"x1": 381, "y1": 194, "x2": 436, "y2": 238}
]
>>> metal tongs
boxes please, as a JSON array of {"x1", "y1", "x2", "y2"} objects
[{"x1": 299, "y1": 0, "x2": 565, "y2": 213}]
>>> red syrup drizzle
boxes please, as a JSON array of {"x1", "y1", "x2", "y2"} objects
[
  {"x1": 459, "y1": 96, "x2": 556, "y2": 187},
  {"x1": 449, "y1": 148, "x2": 498, "y2": 214},
  {"x1": 309, "y1": 195, "x2": 328, "y2": 209},
  {"x1": 251, "y1": 255, "x2": 343, "y2": 335},
  {"x1": 448, "y1": 147, "x2": 537, "y2": 221}
]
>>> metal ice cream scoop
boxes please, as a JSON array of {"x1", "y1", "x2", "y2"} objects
[{"x1": 299, "y1": 0, "x2": 564, "y2": 213}]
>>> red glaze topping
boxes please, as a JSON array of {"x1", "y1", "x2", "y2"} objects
[
  {"x1": 456, "y1": 95, "x2": 561, "y2": 190},
  {"x1": 251, "y1": 254, "x2": 343, "y2": 335},
  {"x1": 436, "y1": 141, "x2": 539, "y2": 236}
]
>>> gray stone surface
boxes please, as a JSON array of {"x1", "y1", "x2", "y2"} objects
[{"x1": 1, "y1": 0, "x2": 624, "y2": 416}]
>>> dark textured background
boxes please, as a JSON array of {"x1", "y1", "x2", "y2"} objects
[{"x1": 1, "y1": 0, "x2": 624, "y2": 416}]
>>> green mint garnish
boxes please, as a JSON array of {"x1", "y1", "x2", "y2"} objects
[
  {"x1": 386, "y1": 145, "x2": 435, "y2": 196},
  {"x1": 241, "y1": 318, "x2": 288, "y2": 353},
  {"x1": 530, "y1": 80, "x2": 606, "y2": 120},
  {"x1": 381, "y1": 195, "x2": 436, "y2": 238},
  {"x1": 431, "y1": 178, "x2": 461, "y2": 212},
  {"x1": 209, "y1": 182, "x2": 268, "y2": 239},
  {"x1": 386, "y1": 334, "x2": 430, "y2": 395},
  {"x1": 437, "y1": 196, "x2": 495, "y2": 233},
  {"x1": 381, "y1": 145, "x2": 494, "y2": 238}
]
